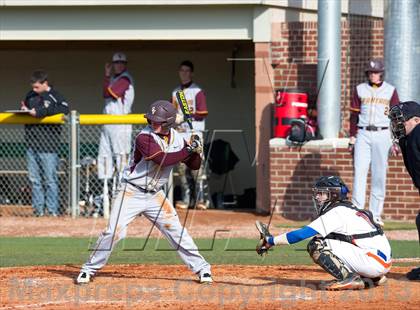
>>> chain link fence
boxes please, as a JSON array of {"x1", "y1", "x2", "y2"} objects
[
  {"x1": 0, "y1": 122, "x2": 70, "y2": 216},
  {"x1": 77, "y1": 123, "x2": 144, "y2": 218},
  {"x1": 0, "y1": 113, "x2": 146, "y2": 218}
]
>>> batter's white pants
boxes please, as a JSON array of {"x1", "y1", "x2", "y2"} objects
[
  {"x1": 97, "y1": 124, "x2": 132, "y2": 179},
  {"x1": 352, "y1": 129, "x2": 393, "y2": 218},
  {"x1": 325, "y1": 239, "x2": 392, "y2": 278},
  {"x1": 80, "y1": 183, "x2": 211, "y2": 277}
]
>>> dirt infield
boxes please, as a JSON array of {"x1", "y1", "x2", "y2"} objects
[
  {"x1": 0, "y1": 265, "x2": 419, "y2": 309},
  {"x1": 0, "y1": 210, "x2": 417, "y2": 240}
]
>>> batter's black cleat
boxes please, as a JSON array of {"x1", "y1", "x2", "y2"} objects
[
  {"x1": 76, "y1": 272, "x2": 91, "y2": 284},
  {"x1": 199, "y1": 273, "x2": 213, "y2": 284}
]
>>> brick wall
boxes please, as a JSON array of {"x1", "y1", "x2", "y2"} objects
[
  {"x1": 271, "y1": 17, "x2": 385, "y2": 134},
  {"x1": 270, "y1": 141, "x2": 420, "y2": 221},
  {"x1": 268, "y1": 17, "x2": 419, "y2": 221}
]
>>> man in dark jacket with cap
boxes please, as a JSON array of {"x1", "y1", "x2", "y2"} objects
[{"x1": 21, "y1": 70, "x2": 69, "y2": 216}]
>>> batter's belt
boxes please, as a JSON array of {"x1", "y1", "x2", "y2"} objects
[
  {"x1": 358, "y1": 126, "x2": 389, "y2": 131},
  {"x1": 124, "y1": 180, "x2": 159, "y2": 194}
]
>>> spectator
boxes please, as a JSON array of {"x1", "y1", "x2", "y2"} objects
[
  {"x1": 98, "y1": 52, "x2": 135, "y2": 183},
  {"x1": 348, "y1": 58, "x2": 400, "y2": 226},
  {"x1": 21, "y1": 70, "x2": 69, "y2": 216},
  {"x1": 172, "y1": 60, "x2": 209, "y2": 210}
]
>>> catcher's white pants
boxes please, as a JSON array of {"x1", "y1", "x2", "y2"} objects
[
  {"x1": 80, "y1": 183, "x2": 211, "y2": 277},
  {"x1": 352, "y1": 129, "x2": 393, "y2": 218},
  {"x1": 326, "y1": 239, "x2": 392, "y2": 278},
  {"x1": 97, "y1": 124, "x2": 132, "y2": 179}
]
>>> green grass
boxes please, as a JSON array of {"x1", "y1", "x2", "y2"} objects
[
  {"x1": 0, "y1": 237, "x2": 418, "y2": 268},
  {"x1": 276, "y1": 221, "x2": 417, "y2": 231}
]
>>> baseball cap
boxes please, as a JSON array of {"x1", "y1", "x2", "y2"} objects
[
  {"x1": 400, "y1": 101, "x2": 420, "y2": 120},
  {"x1": 112, "y1": 52, "x2": 127, "y2": 63},
  {"x1": 365, "y1": 58, "x2": 384, "y2": 73}
]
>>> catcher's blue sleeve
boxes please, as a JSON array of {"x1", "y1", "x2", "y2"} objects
[{"x1": 286, "y1": 226, "x2": 318, "y2": 244}]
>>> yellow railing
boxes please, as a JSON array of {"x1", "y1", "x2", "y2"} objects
[
  {"x1": 0, "y1": 113, "x2": 147, "y2": 125},
  {"x1": 79, "y1": 114, "x2": 147, "y2": 125},
  {"x1": 0, "y1": 113, "x2": 66, "y2": 124}
]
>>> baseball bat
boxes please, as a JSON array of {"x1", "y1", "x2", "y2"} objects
[
  {"x1": 175, "y1": 90, "x2": 193, "y2": 130},
  {"x1": 103, "y1": 156, "x2": 110, "y2": 220}
]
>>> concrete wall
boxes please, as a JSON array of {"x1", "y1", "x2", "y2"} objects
[{"x1": 0, "y1": 40, "x2": 256, "y2": 199}]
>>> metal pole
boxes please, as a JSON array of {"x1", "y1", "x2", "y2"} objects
[
  {"x1": 69, "y1": 110, "x2": 80, "y2": 219},
  {"x1": 317, "y1": 0, "x2": 342, "y2": 138},
  {"x1": 384, "y1": 0, "x2": 420, "y2": 102}
]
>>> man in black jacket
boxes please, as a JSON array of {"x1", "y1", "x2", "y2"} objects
[
  {"x1": 21, "y1": 70, "x2": 69, "y2": 216},
  {"x1": 389, "y1": 101, "x2": 420, "y2": 281}
]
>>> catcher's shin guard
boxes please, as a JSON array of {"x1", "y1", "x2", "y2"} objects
[{"x1": 307, "y1": 237, "x2": 350, "y2": 280}]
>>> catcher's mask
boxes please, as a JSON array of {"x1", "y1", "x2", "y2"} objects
[
  {"x1": 389, "y1": 104, "x2": 406, "y2": 140},
  {"x1": 389, "y1": 101, "x2": 420, "y2": 140},
  {"x1": 312, "y1": 176, "x2": 349, "y2": 215},
  {"x1": 145, "y1": 100, "x2": 177, "y2": 129}
]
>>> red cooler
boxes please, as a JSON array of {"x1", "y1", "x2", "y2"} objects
[{"x1": 273, "y1": 90, "x2": 308, "y2": 138}]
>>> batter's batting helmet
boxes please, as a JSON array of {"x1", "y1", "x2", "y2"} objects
[
  {"x1": 145, "y1": 100, "x2": 177, "y2": 128},
  {"x1": 365, "y1": 58, "x2": 384, "y2": 73},
  {"x1": 312, "y1": 176, "x2": 349, "y2": 215}
]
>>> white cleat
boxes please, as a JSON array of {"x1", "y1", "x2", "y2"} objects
[
  {"x1": 199, "y1": 273, "x2": 213, "y2": 284},
  {"x1": 76, "y1": 272, "x2": 91, "y2": 284},
  {"x1": 175, "y1": 201, "x2": 189, "y2": 210}
]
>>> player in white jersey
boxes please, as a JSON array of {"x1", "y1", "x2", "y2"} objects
[
  {"x1": 256, "y1": 176, "x2": 391, "y2": 291},
  {"x1": 348, "y1": 58, "x2": 400, "y2": 226},
  {"x1": 172, "y1": 60, "x2": 209, "y2": 210},
  {"x1": 98, "y1": 52, "x2": 135, "y2": 181},
  {"x1": 76, "y1": 100, "x2": 212, "y2": 285}
]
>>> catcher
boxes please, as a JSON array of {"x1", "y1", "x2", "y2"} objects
[{"x1": 256, "y1": 176, "x2": 391, "y2": 290}]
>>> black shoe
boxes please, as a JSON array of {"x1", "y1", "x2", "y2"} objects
[{"x1": 407, "y1": 267, "x2": 420, "y2": 281}]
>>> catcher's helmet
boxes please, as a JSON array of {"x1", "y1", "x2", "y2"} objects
[
  {"x1": 365, "y1": 58, "x2": 384, "y2": 73},
  {"x1": 312, "y1": 176, "x2": 349, "y2": 215},
  {"x1": 145, "y1": 100, "x2": 177, "y2": 129},
  {"x1": 389, "y1": 101, "x2": 420, "y2": 139}
]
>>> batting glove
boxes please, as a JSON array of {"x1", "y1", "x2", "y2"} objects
[{"x1": 186, "y1": 135, "x2": 203, "y2": 154}]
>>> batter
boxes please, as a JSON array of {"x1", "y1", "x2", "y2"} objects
[{"x1": 77, "y1": 100, "x2": 212, "y2": 285}]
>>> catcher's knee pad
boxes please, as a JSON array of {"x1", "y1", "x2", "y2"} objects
[
  {"x1": 307, "y1": 237, "x2": 349, "y2": 280},
  {"x1": 307, "y1": 237, "x2": 326, "y2": 261}
]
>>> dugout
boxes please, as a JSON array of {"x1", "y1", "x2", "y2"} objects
[{"x1": 4, "y1": 1, "x2": 414, "y2": 219}]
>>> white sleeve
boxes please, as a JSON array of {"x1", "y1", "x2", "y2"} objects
[{"x1": 307, "y1": 209, "x2": 344, "y2": 237}]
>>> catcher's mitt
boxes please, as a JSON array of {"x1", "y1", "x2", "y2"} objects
[{"x1": 255, "y1": 220, "x2": 273, "y2": 256}]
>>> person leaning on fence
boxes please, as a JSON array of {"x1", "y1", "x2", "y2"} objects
[
  {"x1": 97, "y1": 52, "x2": 135, "y2": 182},
  {"x1": 20, "y1": 70, "x2": 70, "y2": 217}
]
